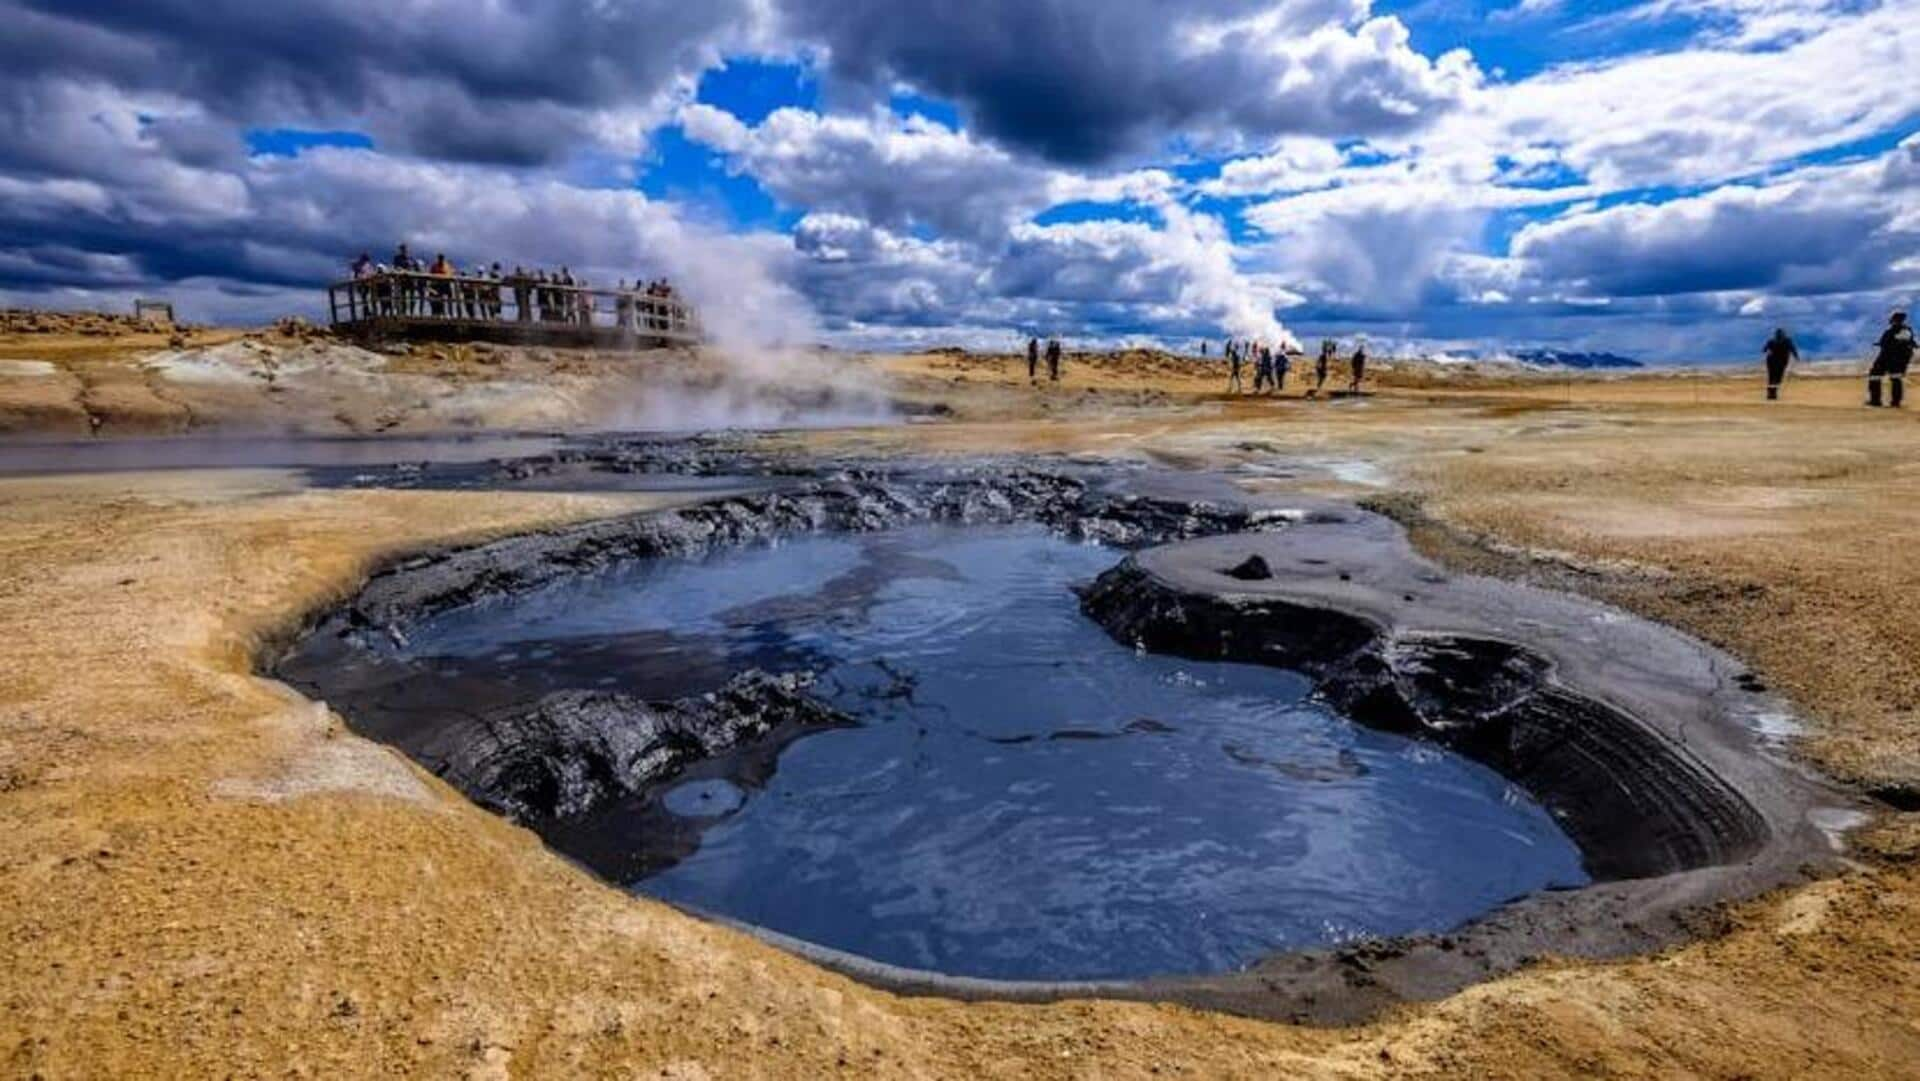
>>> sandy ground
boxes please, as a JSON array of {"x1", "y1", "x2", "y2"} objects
[{"x1": 4, "y1": 337, "x2": 1920, "y2": 1077}]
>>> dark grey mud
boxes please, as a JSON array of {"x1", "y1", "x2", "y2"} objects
[{"x1": 272, "y1": 444, "x2": 1855, "y2": 1023}]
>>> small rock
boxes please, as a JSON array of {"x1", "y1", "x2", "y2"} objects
[{"x1": 1225, "y1": 554, "x2": 1274, "y2": 581}]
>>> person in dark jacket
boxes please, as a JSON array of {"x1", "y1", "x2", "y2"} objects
[
  {"x1": 1762, "y1": 328, "x2": 1799, "y2": 400},
  {"x1": 1314, "y1": 339, "x2": 1335, "y2": 396},
  {"x1": 1046, "y1": 337, "x2": 1063, "y2": 382},
  {"x1": 1349, "y1": 344, "x2": 1368, "y2": 392},
  {"x1": 1869, "y1": 311, "x2": 1917, "y2": 408},
  {"x1": 1226, "y1": 340, "x2": 1244, "y2": 393},
  {"x1": 1028, "y1": 337, "x2": 1040, "y2": 381}
]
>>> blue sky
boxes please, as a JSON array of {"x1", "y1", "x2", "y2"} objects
[{"x1": 1, "y1": 0, "x2": 1915, "y2": 361}]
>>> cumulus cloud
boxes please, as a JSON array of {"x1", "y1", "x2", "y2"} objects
[
  {"x1": 774, "y1": 0, "x2": 1480, "y2": 164},
  {"x1": 1449, "y1": 0, "x2": 1920, "y2": 191},
  {"x1": 0, "y1": 75, "x2": 804, "y2": 328},
  {"x1": 1, "y1": 0, "x2": 758, "y2": 165},
  {"x1": 1, "y1": 0, "x2": 1915, "y2": 361},
  {"x1": 1512, "y1": 141, "x2": 1920, "y2": 300},
  {"x1": 679, "y1": 100, "x2": 1299, "y2": 345},
  {"x1": 684, "y1": 105, "x2": 1056, "y2": 241}
]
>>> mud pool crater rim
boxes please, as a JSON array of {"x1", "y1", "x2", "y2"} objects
[{"x1": 271, "y1": 458, "x2": 1850, "y2": 1021}]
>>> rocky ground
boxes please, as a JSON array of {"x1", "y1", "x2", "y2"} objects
[
  {"x1": 2, "y1": 321, "x2": 1918, "y2": 1077},
  {"x1": 0, "y1": 320, "x2": 893, "y2": 438}
]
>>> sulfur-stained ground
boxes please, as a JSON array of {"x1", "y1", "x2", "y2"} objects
[{"x1": 3, "y1": 346, "x2": 1919, "y2": 1078}]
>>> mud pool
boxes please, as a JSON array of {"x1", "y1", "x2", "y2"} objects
[{"x1": 394, "y1": 524, "x2": 1588, "y2": 982}]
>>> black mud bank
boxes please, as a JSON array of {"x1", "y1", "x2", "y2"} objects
[{"x1": 271, "y1": 461, "x2": 1856, "y2": 1024}]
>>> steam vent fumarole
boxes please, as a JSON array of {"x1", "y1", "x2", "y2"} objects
[{"x1": 274, "y1": 449, "x2": 1849, "y2": 1023}]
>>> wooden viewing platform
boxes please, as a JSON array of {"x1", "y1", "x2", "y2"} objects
[{"x1": 326, "y1": 271, "x2": 702, "y2": 348}]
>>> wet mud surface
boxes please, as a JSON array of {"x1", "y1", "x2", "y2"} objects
[
  {"x1": 344, "y1": 524, "x2": 1586, "y2": 982},
  {"x1": 272, "y1": 438, "x2": 1857, "y2": 1023}
]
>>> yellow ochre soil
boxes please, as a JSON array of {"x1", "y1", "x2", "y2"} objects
[{"x1": 4, "y1": 345, "x2": 1920, "y2": 1078}]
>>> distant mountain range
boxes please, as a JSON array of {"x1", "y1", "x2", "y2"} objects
[{"x1": 1504, "y1": 348, "x2": 1644, "y2": 370}]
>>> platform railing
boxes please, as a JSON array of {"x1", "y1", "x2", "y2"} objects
[{"x1": 326, "y1": 271, "x2": 700, "y2": 340}]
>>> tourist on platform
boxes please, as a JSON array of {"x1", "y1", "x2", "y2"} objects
[
  {"x1": 557, "y1": 268, "x2": 576, "y2": 325},
  {"x1": 510, "y1": 267, "x2": 530, "y2": 322},
  {"x1": 349, "y1": 253, "x2": 374, "y2": 319},
  {"x1": 459, "y1": 263, "x2": 481, "y2": 320},
  {"x1": 1350, "y1": 344, "x2": 1368, "y2": 393},
  {"x1": 391, "y1": 244, "x2": 418, "y2": 316},
  {"x1": 1315, "y1": 339, "x2": 1335, "y2": 395},
  {"x1": 617, "y1": 281, "x2": 635, "y2": 332},
  {"x1": 372, "y1": 263, "x2": 394, "y2": 317},
  {"x1": 486, "y1": 264, "x2": 505, "y2": 320},
  {"x1": 1046, "y1": 337, "x2": 1063, "y2": 382},
  {"x1": 1028, "y1": 337, "x2": 1040, "y2": 381},
  {"x1": 428, "y1": 253, "x2": 455, "y2": 318}
]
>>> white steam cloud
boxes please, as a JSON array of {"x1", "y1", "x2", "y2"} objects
[{"x1": 596, "y1": 214, "x2": 895, "y2": 432}]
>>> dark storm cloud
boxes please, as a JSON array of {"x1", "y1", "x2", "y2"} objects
[
  {"x1": 4, "y1": 0, "x2": 756, "y2": 165},
  {"x1": 775, "y1": 0, "x2": 1478, "y2": 164}
]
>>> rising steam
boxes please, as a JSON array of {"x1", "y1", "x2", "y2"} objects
[{"x1": 591, "y1": 210, "x2": 895, "y2": 433}]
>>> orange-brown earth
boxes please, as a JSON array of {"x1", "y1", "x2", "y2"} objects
[{"x1": 3, "y1": 332, "x2": 1918, "y2": 1078}]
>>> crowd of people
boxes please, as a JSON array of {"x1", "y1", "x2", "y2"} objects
[
  {"x1": 345, "y1": 244, "x2": 683, "y2": 331},
  {"x1": 1016, "y1": 334, "x2": 1372, "y2": 395},
  {"x1": 1025, "y1": 337, "x2": 1066, "y2": 382},
  {"x1": 1223, "y1": 337, "x2": 1365, "y2": 397}
]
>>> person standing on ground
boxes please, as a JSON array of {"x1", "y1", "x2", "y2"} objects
[
  {"x1": 1046, "y1": 337, "x2": 1063, "y2": 382},
  {"x1": 1315, "y1": 339, "x2": 1335, "y2": 396},
  {"x1": 1869, "y1": 311, "x2": 1917, "y2": 408},
  {"x1": 1350, "y1": 344, "x2": 1368, "y2": 393},
  {"x1": 1275, "y1": 347, "x2": 1291, "y2": 392},
  {"x1": 1028, "y1": 337, "x2": 1040, "y2": 381},
  {"x1": 1762, "y1": 328, "x2": 1799, "y2": 401},
  {"x1": 1227, "y1": 340, "x2": 1244, "y2": 393}
]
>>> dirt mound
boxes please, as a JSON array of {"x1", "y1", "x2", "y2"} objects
[
  {"x1": 0, "y1": 309, "x2": 163, "y2": 337},
  {"x1": 245, "y1": 316, "x2": 337, "y2": 347}
]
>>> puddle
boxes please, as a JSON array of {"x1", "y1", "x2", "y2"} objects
[{"x1": 402, "y1": 524, "x2": 1588, "y2": 981}]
